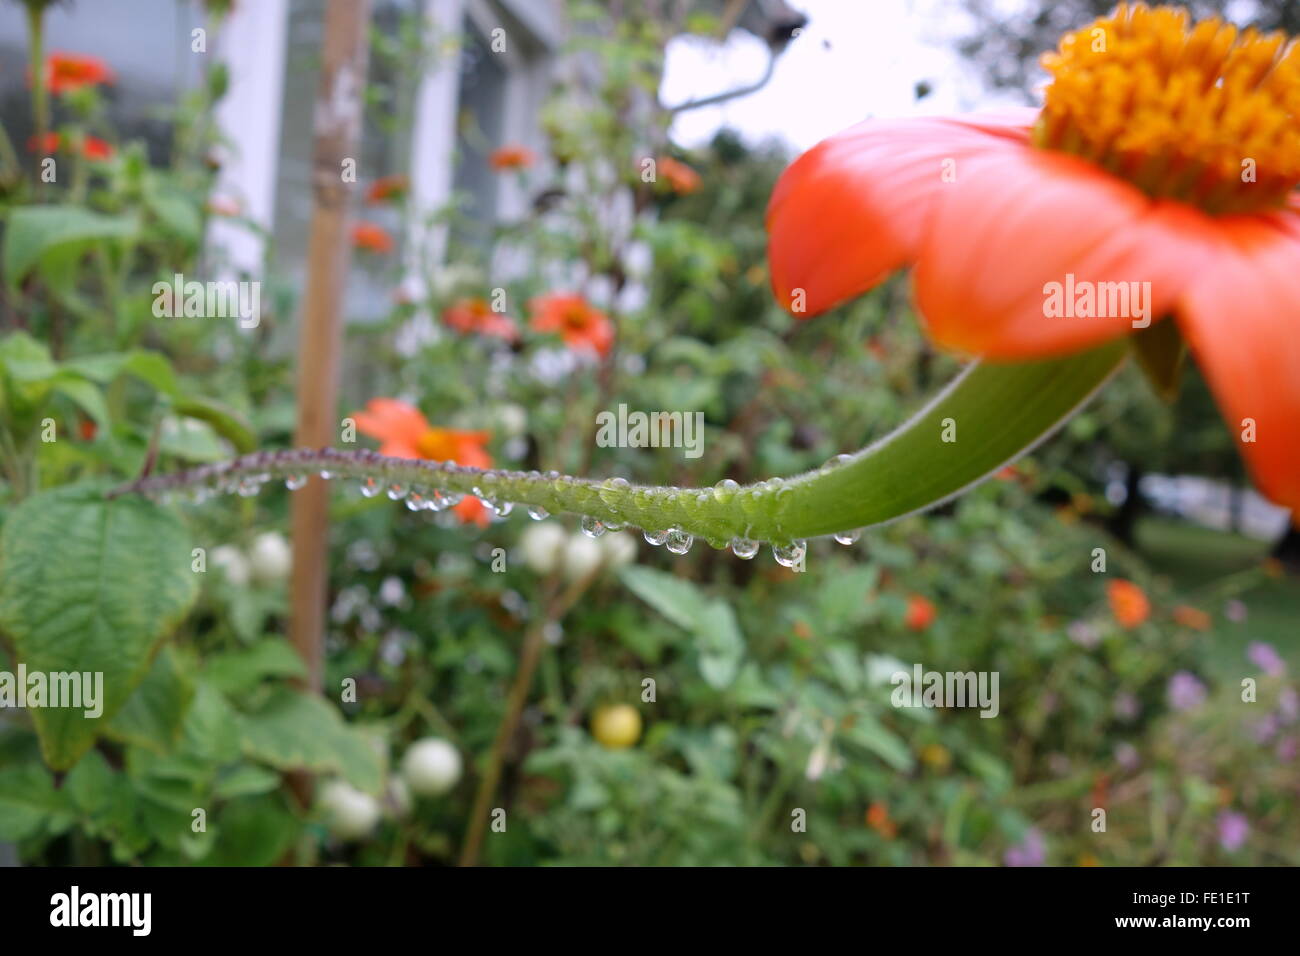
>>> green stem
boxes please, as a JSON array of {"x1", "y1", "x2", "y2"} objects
[
  {"x1": 26, "y1": 3, "x2": 48, "y2": 196},
  {"x1": 107, "y1": 344, "x2": 1127, "y2": 550}
]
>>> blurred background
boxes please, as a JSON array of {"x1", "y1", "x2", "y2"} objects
[{"x1": 0, "y1": 0, "x2": 1296, "y2": 866}]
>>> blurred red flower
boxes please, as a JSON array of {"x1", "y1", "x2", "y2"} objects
[
  {"x1": 40, "y1": 52, "x2": 114, "y2": 94},
  {"x1": 489, "y1": 144, "x2": 536, "y2": 171},
  {"x1": 656, "y1": 155, "x2": 700, "y2": 195},
  {"x1": 905, "y1": 594, "x2": 936, "y2": 632},
  {"x1": 352, "y1": 398, "x2": 492, "y2": 526},
  {"x1": 529, "y1": 293, "x2": 613, "y2": 358},
  {"x1": 365, "y1": 174, "x2": 409, "y2": 205},
  {"x1": 442, "y1": 297, "x2": 519, "y2": 343},
  {"x1": 352, "y1": 221, "x2": 395, "y2": 254},
  {"x1": 26, "y1": 132, "x2": 113, "y2": 161},
  {"x1": 1107, "y1": 579, "x2": 1151, "y2": 629}
]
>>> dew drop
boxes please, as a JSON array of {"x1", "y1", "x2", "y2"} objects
[
  {"x1": 730, "y1": 537, "x2": 759, "y2": 559},
  {"x1": 604, "y1": 520, "x2": 625, "y2": 532},
  {"x1": 713, "y1": 478, "x2": 740, "y2": 501},
  {"x1": 773, "y1": 540, "x2": 807, "y2": 568},
  {"x1": 527, "y1": 505, "x2": 550, "y2": 521},
  {"x1": 492, "y1": 500, "x2": 514, "y2": 518},
  {"x1": 236, "y1": 477, "x2": 262, "y2": 497},
  {"x1": 285, "y1": 474, "x2": 308, "y2": 491},
  {"x1": 833, "y1": 529, "x2": 861, "y2": 545},
  {"x1": 405, "y1": 492, "x2": 426, "y2": 511},
  {"x1": 581, "y1": 516, "x2": 606, "y2": 538},
  {"x1": 665, "y1": 528, "x2": 693, "y2": 555},
  {"x1": 824, "y1": 453, "x2": 852, "y2": 470},
  {"x1": 643, "y1": 529, "x2": 669, "y2": 546},
  {"x1": 386, "y1": 483, "x2": 408, "y2": 501},
  {"x1": 441, "y1": 490, "x2": 464, "y2": 506},
  {"x1": 318, "y1": 469, "x2": 334, "y2": 481},
  {"x1": 359, "y1": 477, "x2": 381, "y2": 498}
]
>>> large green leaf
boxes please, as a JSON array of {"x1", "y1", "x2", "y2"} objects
[
  {"x1": 238, "y1": 688, "x2": 384, "y2": 793},
  {"x1": 0, "y1": 482, "x2": 199, "y2": 769},
  {"x1": 3, "y1": 206, "x2": 138, "y2": 291}
]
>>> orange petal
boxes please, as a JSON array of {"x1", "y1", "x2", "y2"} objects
[
  {"x1": 912, "y1": 147, "x2": 1219, "y2": 359},
  {"x1": 766, "y1": 110, "x2": 1036, "y2": 317},
  {"x1": 352, "y1": 398, "x2": 431, "y2": 448},
  {"x1": 1176, "y1": 212, "x2": 1300, "y2": 514}
]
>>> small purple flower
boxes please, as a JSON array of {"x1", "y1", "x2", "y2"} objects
[
  {"x1": 1224, "y1": 599, "x2": 1248, "y2": 623},
  {"x1": 1113, "y1": 691, "x2": 1141, "y2": 722},
  {"x1": 1217, "y1": 811, "x2": 1249, "y2": 852},
  {"x1": 1168, "y1": 671, "x2": 1207, "y2": 711},
  {"x1": 1250, "y1": 715, "x2": 1279, "y2": 744},
  {"x1": 1004, "y1": 828, "x2": 1046, "y2": 867},
  {"x1": 1276, "y1": 735, "x2": 1298, "y2": 762},
  {"x1": 1279, "y1": 687, "x2": 1299, "y2": 723},
  {"x1": 1247, "y1": 641, "x2": 1286, "y2": 677},
  {"x1": 1114, "y1": 742, "x2": 1139, "y2": 771},
  {"x1": 1068, "y1": 620, "x2": 1101, "y2": 649}
]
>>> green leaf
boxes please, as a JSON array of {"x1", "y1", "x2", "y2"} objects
[
  {"x1": 0, "y1": 763, "x2": 73, "y2": 839},
  {"x1": 0, "y1": 482, "x2": 199, "y2": 769},
  {"x1": 841, "y1": 715, "x2": 914, "y2": 772},
  {"x1": 618, "y1": 566, "x2": 709, "y2": 631},
  {"x1": 238, "y1": 688, "x2": 384, "y2": 793},
  {"x1": 108, "y1": 646, "x2": 197, "y2": 753},
  {"x1": 204, "y1": 638, "x2": 306, "y2": 696},
  {"x1": 696, "y1": 601, "x2": 744, "y2": 689},
  {"x1": 3, "y1": 206, "x2": 138, "y2": 291}
]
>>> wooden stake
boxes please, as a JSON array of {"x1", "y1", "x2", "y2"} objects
[{"x1": 290, "y1": 0, "x2": 372, "y2": 694}]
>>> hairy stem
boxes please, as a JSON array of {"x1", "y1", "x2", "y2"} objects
[{"x1": 108, "y1": 344, "x2": 1127, "y2": 547}]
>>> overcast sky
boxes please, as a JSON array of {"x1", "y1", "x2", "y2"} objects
[{"x1": 661, "y1": 0, "x2": 1028, "y2": 152}]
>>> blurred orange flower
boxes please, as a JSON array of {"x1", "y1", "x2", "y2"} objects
[
  {"x1": 40, "y1": 52, "x2": 114, "y2": 94},
  {"x1": 365, "y1": 174, "x2": 409, "y2": 204},
  {"x1": 352, "y1": 398, "x2": 492, "y2": 526},
  {"x1": 1107, "y1": 579, "x2": 1150, "y2": 628},
  {"x1": 26, "y1": 132, "x2": 113, "y2": 161},
  {"x1": 1172, "y1": 604, "x2": 1211, "y2": 631},
  {"x1": 489, "y1": 144, "x2": 536, "y2": 171},
  {"x1": 656, "y1": 155, "x2": 700, "y2": 195},
  {"x1": 352, "y1": 222, "x2": 394, "y2": 254},
  {"x1": 865, "y1": 802, "x2": 898, "y2": 839},
  {"x1": 529, "y1": 293, "x2": 614, "y2": 358},
  {"x1": 442, "y1": 297, "x2": 519, "y2": 343},
  {"x1": 905, "y1": 594, "x2": 936, "y2": 632}
]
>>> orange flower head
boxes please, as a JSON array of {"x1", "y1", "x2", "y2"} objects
[
  {"x1": 1172, "y1": 604, "x2": 1212, "y2": 631},
  {"x1": 26, "y1": 132, "x2": 113, "y2": 161},
  {"x1": 1107, "y1": 579, "x2": 1151, "y2": 628},
  {"x1": 529, "y1": 293, "x2": 614, "y2": 358},
  {"x1": 766, "y1": 3, "x2": 1300, "y2": 517},
  {"x1": 904, "y1": 594, "x2": 937, "y2": 631},
  {"x1": 351, "y1": 398, "x2": 493, "y2": 526},
  {"x1": 352, "y1": 221, "x2": 395, "y2": 254},
  {"x1": 365, "y1": 174, "x2": 409, "y2": 205},
  {"x1": 43, "y1": 53, "x2": 114, "y2": 94},
  {"x1": 656, "y1": 155, "x2": 701, "y2": 195},
  {"x1": 866, "y1": 802, "x2": 898, "y2": 838},
  {"x1": 442, "y1": 297, "x2": 519, "y2": 343},
  {"x1": 489, "y1": 144, "x2": 536, "y2": 171}
]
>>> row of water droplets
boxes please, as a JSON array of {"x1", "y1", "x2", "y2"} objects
[{"x1": 141, "y1": 450, "x2": 868, "y2": 566}]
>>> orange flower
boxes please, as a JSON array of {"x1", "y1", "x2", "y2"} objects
[
  {"x1": 26, "y1": 132, "x2": 113, "y2": 161},
  {"x1": 656, "y1": 155, "x2": 700, "y2": 195},
  {"x1": 1107, "y1": 579, "x2": 1151, "y2": 628},
  {"x1": 442, "y1": 297, "x2": 519, "y2": 343},
  {"x1": 41, "y1": 53, "x2": 114, "y2": 94},
  {"x1": 365, "y1": 174, "x2": 409, "y2": 205},
  {"x1": 529, "y1": 293, "x2": 614, "y2": 358},
  {"x1": 904, "y1": 594, "x2": 936, "y2": 631},
  {"x1": 352, "y1": 399, "x2": 493, "y2": 526},
  {"x1": 352, "y1": 221, "x2": 394, "y2": 254},
  {"x1": 1172, "y1": 604, "x2": 1211, "y2": 631},
  {"x1": 767, "y1": 3, "x2": 1300, "y2": 516},
  {"x1": 865, "y1": 802, "x2": 898, "y2": 839},
  {"x1": 489, "y1": 144, "x2": 536, "y2": 171}
]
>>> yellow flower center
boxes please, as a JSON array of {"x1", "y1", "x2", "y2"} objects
[
  {"x1": 416, "y1": 428, "x2": 459, "y2": 461},
  {"x1": 1035, "y1": 3, "x2": 1300, "y2": 214}
]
